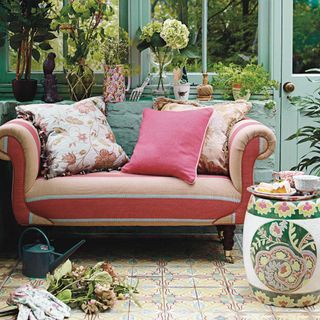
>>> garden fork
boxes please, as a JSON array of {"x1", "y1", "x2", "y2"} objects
[{"x1": 129, "y1": 74, "x2": 152, "y2": 101}]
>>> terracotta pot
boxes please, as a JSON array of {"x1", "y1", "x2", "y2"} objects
[
  {"x1": 12, "y1": 79, "x2": 37, "y2": 102},
  {"x1": 232, "y1": 84, "x2": 251, "y2": 101}
]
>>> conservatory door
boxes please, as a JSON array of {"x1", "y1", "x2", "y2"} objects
[{"x1": 280, "y1": 0, "x2": 320, "y2": 170}]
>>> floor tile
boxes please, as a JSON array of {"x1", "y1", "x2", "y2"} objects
[
  {"x1": 0, "y1": 236, "x2": 319, "y2": 320},
  {"x1": 229, "y1": 286, "x2": 272, "y2": 313},
  {"x1": 237, "y1": 313, "x2": 275, "y2": 320},
  {"x1": 273, "y1": 313, "x2": 312, "y2": 320},
  {"x1": 196, "y1": 287, "x2": 235, "y2": 313}
]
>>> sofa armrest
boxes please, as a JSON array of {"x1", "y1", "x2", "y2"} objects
[
  {"x1": 0, "y1": 119, "x2": 41, "y2": 193},
  {"x1": 228, "y1": 119, "x2": 276, "y2": 193}
]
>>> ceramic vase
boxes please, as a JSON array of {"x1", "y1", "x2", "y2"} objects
[
  {"x1": 103, "y1": 65, "x2": 126, "y2": 103},
  {"x1": 173, "y1": 83, "x2": 190, "y2": 101},
  {"x1": 243, "y1": 194, "x2": 320, "y2": 307}
]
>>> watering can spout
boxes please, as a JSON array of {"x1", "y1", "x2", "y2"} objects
[{"x1": 49, "y1": 240, "x2": 86, "y2": 273}]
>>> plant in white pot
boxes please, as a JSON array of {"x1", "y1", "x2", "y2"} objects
[{"x1": 171, "y1": 48, "x2": 198, "y2": 101}]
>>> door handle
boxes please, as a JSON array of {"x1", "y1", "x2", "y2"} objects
[{"x1": 283, "y1": 82, "x2": 295, "y2": 93}]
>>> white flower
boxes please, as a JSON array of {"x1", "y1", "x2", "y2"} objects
[
  {"x1": 141, "y1": 21, "x2": 163, "y2": 42},
  {"x1": 160, "y1": 19, "x2": 189, "y2": 49}
]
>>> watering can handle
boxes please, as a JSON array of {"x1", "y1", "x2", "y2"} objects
[{"x1": 18, "y1": 227, "x2": 51, "y2": 259}]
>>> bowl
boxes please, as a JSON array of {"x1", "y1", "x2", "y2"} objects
[{"x1": 293, "y1": 175, "x2": 320, "y2": 193}]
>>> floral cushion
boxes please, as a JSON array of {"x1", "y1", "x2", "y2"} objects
[
  {"x1": 16, "y1": 96, "x2": 128, "y2": 178},
  {"x1": 153, "y1": 98, "x2": 252, "y2": 175}
]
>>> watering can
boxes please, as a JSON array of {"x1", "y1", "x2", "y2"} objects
[{"x1": 19, "y1": 227, "x2": 85, "y2": 278}]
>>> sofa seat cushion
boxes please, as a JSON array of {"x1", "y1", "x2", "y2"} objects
[{"x1": 25, "y1": 171, "x2": 241, "y2": 226}]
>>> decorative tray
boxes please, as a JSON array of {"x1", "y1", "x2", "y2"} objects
[{"x1": 247, "y1": 185, "x2": 319, "y2": 201}]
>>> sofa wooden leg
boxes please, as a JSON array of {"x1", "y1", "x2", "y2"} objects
[
  {"x1": 221, "y1": 225, "x2": 236, "y2": 264},
  {"x1": 216, "y1": 225, "x2": 224, "y2": 242}
]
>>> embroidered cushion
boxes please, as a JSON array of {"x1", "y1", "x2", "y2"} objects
[
  {"x1": 121, "y1": 108, "x2": 213, "y2": 184},
  {"x1": 16, "y1": 96, "x2": 128, "y2": 178},
  {"x1": 153, "y1": 98, "x2": 252, "y2": 175}
]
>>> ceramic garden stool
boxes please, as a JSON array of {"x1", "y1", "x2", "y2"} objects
[{"x1": 243, "y1": 194, "x2": 320, "y2": 308}]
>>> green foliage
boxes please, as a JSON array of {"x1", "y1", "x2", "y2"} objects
[
  {"x1": 47, "y1": 260, "x2": 139, "y2": 317},
  {"x1": 212, "y1": 62, "x2": 279, "y2": 100},
  {"x1": 55, "y1": 0, "x2": 114, "y2": 68},
  {"x1": 104, "y1": 28, "x2": 129, "y2": 66},
  {"x1": 151, "y1": 0, "x2": 259, "y2": 72},
  {"x1": 0, "y1": 0, "x2": 56, "y2": 80},
  {"x1": 287, "y1": 79, "x2": 320, "y2": 175},
  {"x1": 293, "y1": 1, "x2": 320, "y2": 73}
]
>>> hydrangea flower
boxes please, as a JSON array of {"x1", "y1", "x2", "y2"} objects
[
  {"x1": 160, "y1": 19, "x2": 189, "y2": 49},
  {"x1": 141, "y1": 21, "x2": 163, "y2": 42}
]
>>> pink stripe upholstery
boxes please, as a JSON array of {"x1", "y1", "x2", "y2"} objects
[
  {"x1": 0, "y1": 117, "x2": 275, "y2": 227},
  {"x1": 25, "y1": 173, "x2": 241, "y2": 225},
  {"x1": 0, "y1": 120, "x2": 41, "y2": 225},
  {"x1": 228, "y1": 119, "x2": 276, "y2": 223}
]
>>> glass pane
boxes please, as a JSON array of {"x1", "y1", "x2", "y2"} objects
[
  {"x1": 72, "y1": 0, "x2": 119, "y2": 72},
  {"x1": 293, "y1": 0, "x2": 320, "y2": 73},
  {"x1": 9, "y1": 0, "x2": 120, "y2": 73},
  {"x1": 207, "y1": 0, "x2": 258, "y2": 68},
  {"x1": 9, "y1": 0, "x2": 64, "y2": 72},
  {"x1": 151, "y1": 0, "x2": 202, "y2": 72}
]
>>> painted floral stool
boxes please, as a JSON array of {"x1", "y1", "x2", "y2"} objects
[{"x1": 243, "y1": 193, "x2": 320, "y2": 307}]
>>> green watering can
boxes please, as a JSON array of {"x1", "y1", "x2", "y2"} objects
[{"x1": 19, "y1": 227, "x2": 85, "y2": 278}]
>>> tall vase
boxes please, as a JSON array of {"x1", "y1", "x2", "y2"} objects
[
  {"x1": 103, "y1": 65, "x2": 126, "y2": 103},
  {"x1": 150, "y1": 47, "x2": 172, "y2": 96},
  {"x1": 66, "y1": 60, "x2": 95, "y2": 102}
]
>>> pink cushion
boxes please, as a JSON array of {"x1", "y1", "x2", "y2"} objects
[{"x1": 121, "y1": 108, "x2": 213, "y2": 184}]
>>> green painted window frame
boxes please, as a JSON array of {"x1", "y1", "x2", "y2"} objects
[
  {"x1": 0, "y1": 0, "x2": 272, "y2": 93},
  {"x1": 0, "y1": 0, "x2": 128, "y2": 85},
  {"x1": 130, "y1": 0, "x2": 272, "y2": 88}
]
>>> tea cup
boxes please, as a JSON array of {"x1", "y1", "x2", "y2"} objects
[{"x1": 293, "y1": 175, "x2": 320, "y2": 193}]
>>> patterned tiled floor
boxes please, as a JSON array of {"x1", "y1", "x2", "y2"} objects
[{"x1": 1, "y1": 234, "x2": 320, "y2": 319}]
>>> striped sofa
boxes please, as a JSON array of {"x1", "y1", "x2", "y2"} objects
[{"x1": 0, "y1": 116, "x2": 276, "y2": 262}]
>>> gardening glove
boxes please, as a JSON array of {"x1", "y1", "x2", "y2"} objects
[{"x1": 8, "y1": 285, "x2": 70, "y2": 320}]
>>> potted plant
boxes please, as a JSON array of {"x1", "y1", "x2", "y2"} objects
[
  {"x1": 0, "y1": 0, "x2": 56, "y2": 101},
  {"x1": 55, "y1": 0, "x2": 113, "y2": 101},
  {"x1": 287, "y1": 72, "x2": 320, "y2": 175},
  {"x1": 171, "y1": 47, "x2": 199, "y2": 101},
  {"x1": 212, "y1": 62, "x2": 279, "y2": 105},
  {"x1": 136, "y1": 19, "x2": 190, "y2": 95},
  {"x1": 103, "y1": 28, "x2": 129, "y2": 103}
]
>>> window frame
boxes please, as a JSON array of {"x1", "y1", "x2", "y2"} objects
[
  {"x1": 134, "y1": 0, "x2": 271, "y2": 88},
  {"x1": 0, "y1": 0, "x2": 128, "y2": 85},
  {"x1": 0, "y1": 0, "x2": 271, "y2": 94}
]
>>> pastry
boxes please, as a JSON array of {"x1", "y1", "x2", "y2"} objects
[{"x1": 256, "y1": 181, "x2": 291, "y2": 194}]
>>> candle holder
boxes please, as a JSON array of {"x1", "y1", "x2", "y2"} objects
[{"x1": 197, "y1": 73, "x2": 213, "y2": 101}]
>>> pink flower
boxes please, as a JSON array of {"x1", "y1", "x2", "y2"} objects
[
  {"x1": 75, "y1": 104, "x2": 95, "y2": 114},
  {"x1": 303, "y1": 202, "x2": 313, "y2": 211},
  {"x1": 259, "y1": 201, "x2": 267, "y2": 209},
  {"x1": 63, "y1": 152, "x2": 76, "y2": 165},
  {"x1": 78, "y1": 133, "x2": 87, "y2": 142},
  {"x1": 279, "y1": 202, "x2": 290, "y2": 212}
]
